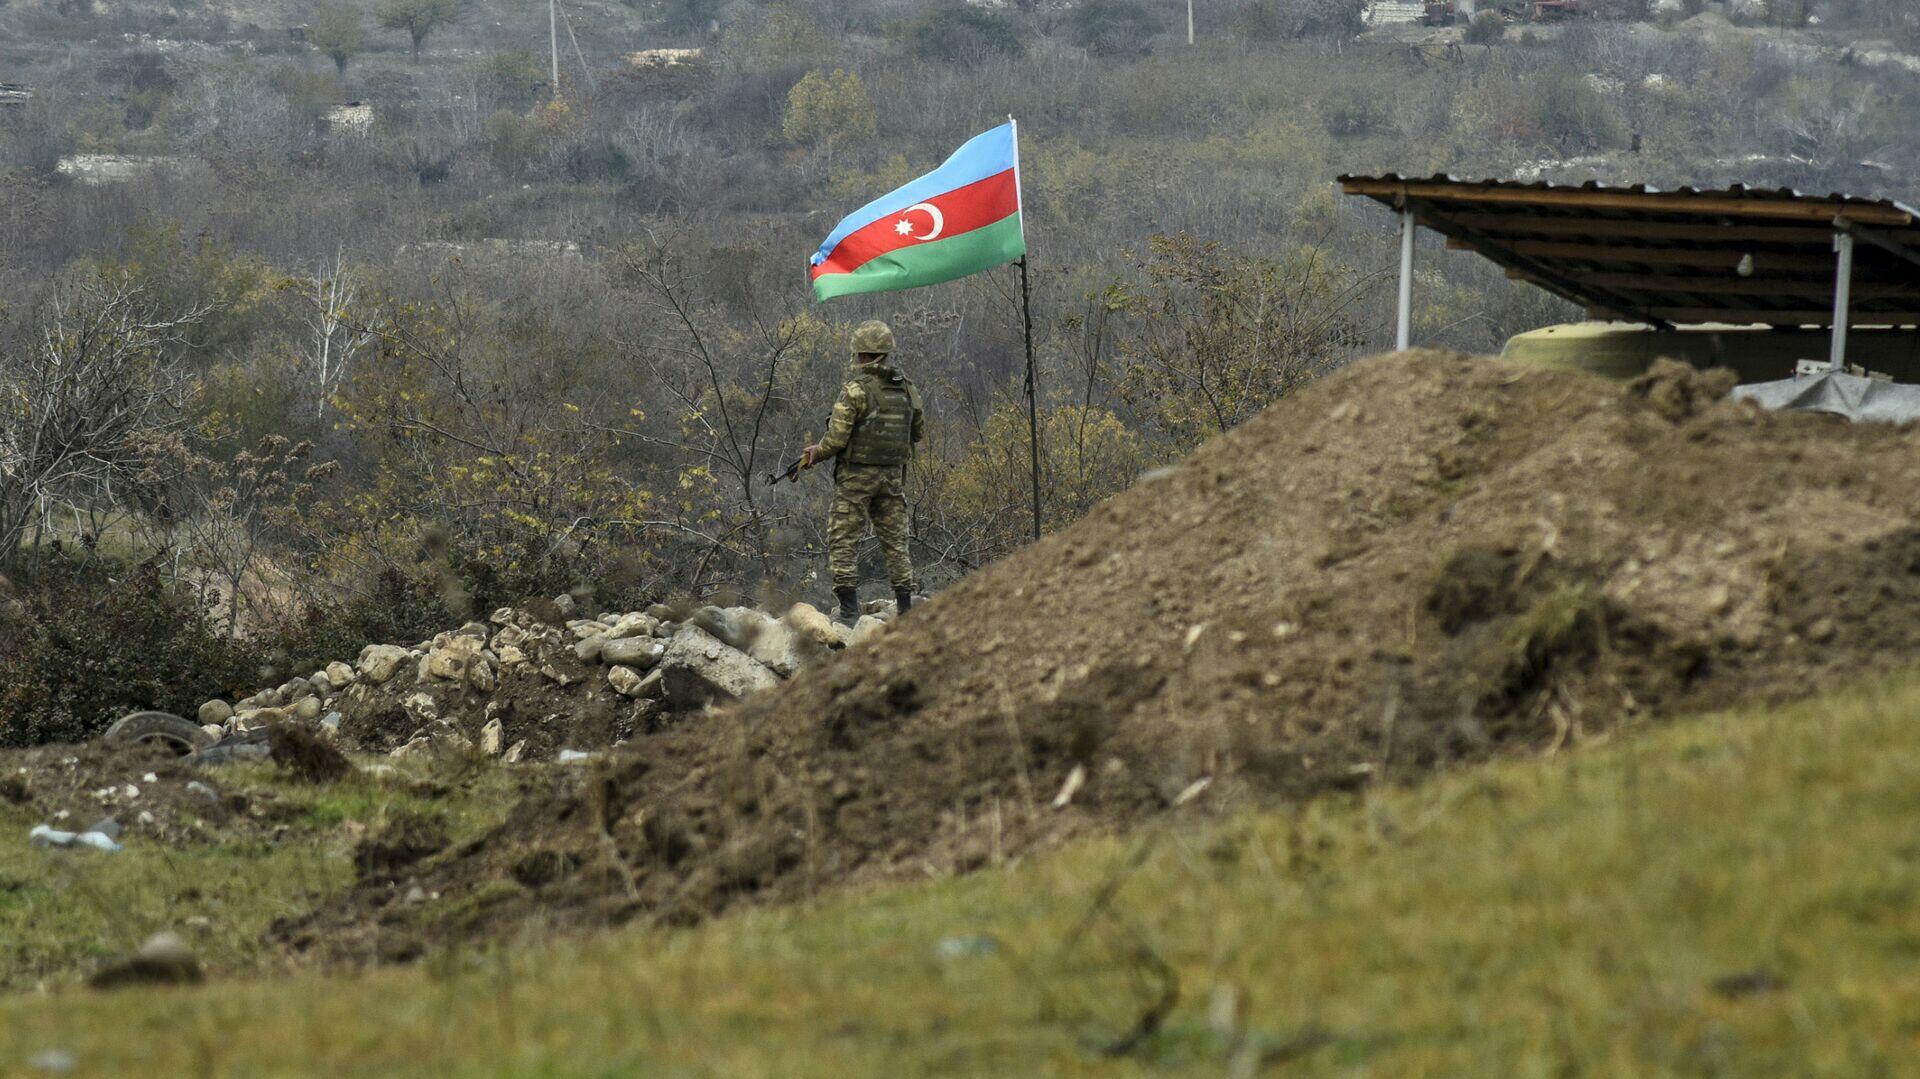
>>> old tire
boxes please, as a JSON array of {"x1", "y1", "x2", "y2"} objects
[{"x1": 102, "y1": 711, "x2": 216, "y2": 755}]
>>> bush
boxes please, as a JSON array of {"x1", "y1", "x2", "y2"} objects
[
  {"x1": 1066, "y1": 0, "x2": 1162, "y2": 58},
  {"x1": 1231, "y1": 0, "x2": 1365, "y2": 42},
  {"x1": 907, "y1": 3, "x2": 1026, "y2": 65},
  {"x1": 1321, "y1": 84, "x2": 1386, "y2": 138},
  {"x1": 0, "y1": 552, "x2": 263, "y2": 747},
  {"x1": 1464, "y1": 11, "x2": 1504, "y2": 44}
]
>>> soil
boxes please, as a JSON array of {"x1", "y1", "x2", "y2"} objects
[
  {"x1": 280, "y1": 352, "x2": 1920, "y2": 959},
  {"x1": 1, "y1": 740, "x2": 254, "y2": 841}
]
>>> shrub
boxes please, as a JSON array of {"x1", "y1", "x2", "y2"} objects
[
  {"x1": 1464, "y1": 11, "x2": 1504, "y2": 44},
  {"x1": 1321, "y1": 84, "x2": 1386, "y2": 138},
  {"x1": 0, "y1": 552, "x2": 262, "y2": 747},
  {"x1": 1066, "y1": 0, "x2": 1162, "y2": 58},
  {"x1": 907, "y1": 3, "x2": 1026, "y2": 65},
  {"x1": 1232, "y1": 0, "x2": 1365, "y2": 42}
]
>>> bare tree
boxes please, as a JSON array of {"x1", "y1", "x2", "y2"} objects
[
  {"x1": 300, "y1": 254, "x2": 377, "y2": 419},
  {"x1": 0, "y1": 274, "x2": 208, "y2": 566}
]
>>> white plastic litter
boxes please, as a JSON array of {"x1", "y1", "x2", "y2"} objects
[{"x1": 29, "y1": 825, "x2": 122, "y2": 852}]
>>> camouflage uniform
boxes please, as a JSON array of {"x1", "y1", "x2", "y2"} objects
[{"x1": 815, "y1": 325, "x2": 925, "y2": 593}]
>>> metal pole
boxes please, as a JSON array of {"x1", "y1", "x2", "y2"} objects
[
  {"x1": 1018, "y1": 257, "x2": 1042, "y2": 543},
  {"x1": 549, "y1": 0, "x2": 561, "y2": 96},
  {"x1": 1396, "y1": 207, "x2": 1415, "y2": 351},
  {"x1": 1830, "y1": 230, "x2": 1854, "y2": 372}
]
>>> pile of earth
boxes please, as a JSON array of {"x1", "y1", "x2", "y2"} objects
[
  {"x1": 4, "y1": 739, "x2": 338, "y2": 846},
  {"x1": 195, "y1": 596, "x2": 895, "y2": 765},
  {"x1": 283, "y1": 351, "x2": 1920, "y2": 960}
]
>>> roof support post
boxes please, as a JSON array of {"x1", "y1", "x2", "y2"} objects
[
  {"x1": 1397, "y1": 207, "x2": 1415, "y2": 352},
  {"x1": 1830, "y1": 229, "x2": 1854, "y2": 372}
]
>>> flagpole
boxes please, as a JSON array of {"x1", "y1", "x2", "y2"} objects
[
  {"x1": 1018, "y1": 255, "x2": 1042, "y2": 543},
  {"x1": 1008, "y1": 114, "x2": 1041, "y2": 543}
]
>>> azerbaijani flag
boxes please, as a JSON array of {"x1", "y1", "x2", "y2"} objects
[{"x1": 810, "y1": 120, "x2": 1026, "y2": 302}]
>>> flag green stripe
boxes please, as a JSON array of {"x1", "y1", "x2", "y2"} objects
[{"x1": 814, "y1": 214, "x2": 1026, "y2": 301}]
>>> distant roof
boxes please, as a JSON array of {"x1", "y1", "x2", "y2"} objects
[{"x1": 1339, "y1": 174, "x2": 1920, "y2": 329}]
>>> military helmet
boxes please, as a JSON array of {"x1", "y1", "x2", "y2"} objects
[{"x1": 851, "y1": 319, "x2": 896, "y2": 355}]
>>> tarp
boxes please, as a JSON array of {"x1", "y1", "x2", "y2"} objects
[{"x1": 1730, "y1": 372, "x2": 1920, "y2": 423}]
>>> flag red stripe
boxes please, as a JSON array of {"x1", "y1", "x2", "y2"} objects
[{"x1": 811, "y1": 168, "x2": 1020, "y2": 280}]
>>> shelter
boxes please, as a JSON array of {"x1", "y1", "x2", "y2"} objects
[{"x1": 1338, "y1": 174, "x2": 1920, "y2": 373}]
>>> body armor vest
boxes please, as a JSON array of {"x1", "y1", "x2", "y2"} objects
[{"x1": 844, "y1": 370, "x2": 916, "y2": 466}]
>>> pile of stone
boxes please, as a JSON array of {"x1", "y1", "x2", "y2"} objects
[{"x1": 193, "y1": 597, "x2": 898, "y2": 763}]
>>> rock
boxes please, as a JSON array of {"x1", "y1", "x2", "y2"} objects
[
  {"x1": 455, "y1": 621, "x2": 490, "y2": 639},
  {"x1": 540, "y1": 665, "x2": 575, "y2": 687},
  {"x1": 574, "y1": 635, "x2": 607, "y2": 663},
  {"x1": 89, "y1": 932, "x2": 203, "y2": 988},
  {"x1": 553, "y1": 593, "x2": 576, "y2": 616},
  {"x1": 325, "y1": 661, "x2": 356, "y2": 687},
  {"x1": 847, "y1": 615, "x2": 888, "y2": 646},
  {"x1": 490, "y1": 606, "x2": 518, "y2": 625},
  {"x1": 608, "y1": 665, "x2": 651, "y2": 698},
  {"x1": 603, "y1": 635, "x2": 665, "y2": 668},
  {"x1": 657, "y1": 625, "x2": 779, "y2": 708},
  {"x1": 292, "y1": 697, "x2": 323, "y2": 721},
  {"x1": 197, "y1": 700, "x2": 234, "y2": 727},
  {"x1": 320, "y1": 712, "x2": 343, "y2": 733},
  {"x1": 646, "y1": 602, "x2": 675, "y2": 622},
  {"x1": 498, "y1": 645, "x2": 528, "y2": 668},
  {"x1": 469, "y1": 659, "x2": 496, "y2": 692},
  {"x1": 281, "y1": 677, "x2": 315, "y2": 703},
  {"x1": 690, "y1": 605, "x2": 755, "y2": 650},
  {"x1": 425, "y1": 635, "x2": 484, "y2": 683},
  {"x1": 403, "y1": 692, "x2": 440, "y2": 723},
  {"x1": 492, "y1": 624, "x2": 528, "y2": 650},
  {"x1": 309, "y1": 673, "x2": 334, "y2": 699},
  {"x1": 232, "y1": 707, "x2": 290, "y2": 733},
  {"x1": 502, "y1": 740, "x2": 527, "y2": 764},
  {"x1": 567, "y1": 620, "x2": 609, "y2": 641},
  {"x1": 862, "y1": 598, "x2": 898, "y2": 618},
  {"x1": 390, "y1": 737, "x2": 433, "y2": 759},
  {"x1": 480, "y1": 718, "x2": 505, "y2": 756},
  {"x1": 606, "y1": 612, "x2": 657, "y2": 639},
  {"x1": 630, "y1": 696, "x2": 664, "y2": 728},
  {"x1": 786, "y1": 602, "x2": 838, "y2": 650},
  {"x1": 200, "y1": 724, "x2": 223, "y2": 740},
  {"x1": 358, "y1": 644, "x2": 412, "y2": 685},
  {"x1": 253, "y1": 688, "x2": 284, "y2": 708},
  {"x1": 746, "y1": 618, "x2": 815, "y2": 678}
]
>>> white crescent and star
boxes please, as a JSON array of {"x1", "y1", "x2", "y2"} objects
[{"x1": 892, "y1": 203, "x2": 944, "y2": 241}]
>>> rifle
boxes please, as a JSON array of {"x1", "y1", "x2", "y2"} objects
[{"x1": 765, "y1": 455, "x2": 808, "y2": 485}]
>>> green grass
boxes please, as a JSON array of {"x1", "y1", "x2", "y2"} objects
[
  {"x1": 7, "y1": 674, "x2": 1920, "y2": 1074},
  {"x1": 0, "y1": 762, "x2": 518, "y2": 992}
]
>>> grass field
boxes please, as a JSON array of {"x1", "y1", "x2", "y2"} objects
[{"x1": 5, "y1": 673, "x2": 1920, "y2": 1075}]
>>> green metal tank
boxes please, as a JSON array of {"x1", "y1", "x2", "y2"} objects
[{"x1": 1498, "y1": 322, "x2": 1920, "y2": 384}]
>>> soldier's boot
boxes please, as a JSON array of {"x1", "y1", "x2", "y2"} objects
[
  {"x1": 835, "y1": 587, "x2": 860, "y2": 625},
  {"x1": 894, "y1": 588, "x2": 912, "y2": 615}
]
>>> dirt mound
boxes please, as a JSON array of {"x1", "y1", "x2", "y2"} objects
[{"x1": 283, "y1": 352, "x2": 1920, "y2": 958}]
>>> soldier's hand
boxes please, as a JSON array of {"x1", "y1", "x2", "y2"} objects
[{"x1": 801, "y1": 444, "x2": 824, "y2": 469}]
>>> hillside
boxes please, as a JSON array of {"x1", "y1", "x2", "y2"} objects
[
  {"x1": 279, "y1": 350, "x2": 1920, "y2": 959},
  {"x1": 8, "y1": 659, "x2": 1919, "y2": 1072}
]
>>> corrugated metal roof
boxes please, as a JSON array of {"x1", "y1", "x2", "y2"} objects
[{"x1": 1339, "y1": 173, "x2": 1920, "y2": 328}]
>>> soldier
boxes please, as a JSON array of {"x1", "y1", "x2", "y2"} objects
[{"x1": 801, "y1": 319, "x2": 925, "y2": 624}]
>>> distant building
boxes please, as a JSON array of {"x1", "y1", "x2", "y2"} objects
[
  {"x1": 627, "y1": 48, "x2": 704, "y2": 68},
  {"x1": 1365, "y1": 0, "x2": 1427, "y2": 25},
  {"x1": 55, "y1": 155, "x2": 198, "y2": 185}
]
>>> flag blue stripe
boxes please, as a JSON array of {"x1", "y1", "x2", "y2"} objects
[{"x1": 809, "y1": 122, "x2": 1018, "y2": 267}]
